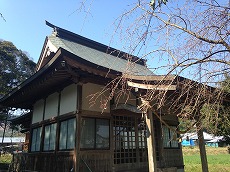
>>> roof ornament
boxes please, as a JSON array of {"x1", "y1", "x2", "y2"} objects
[
  {"x1": 45, "y1": 20, "x2": 59, "y2": 36},
  {"x1": 52, "y1": 27, "x2": 59, "y2": 36}
]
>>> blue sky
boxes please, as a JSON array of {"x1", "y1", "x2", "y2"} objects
[
  {"x1": 1, "y1": 1, "x2": 222, "y2": 82},
  {"x1": 0, "y1": 1, "x2": 179, "y2": 76},
  {"x1": 0, "y1": 0, "x2": 130, "y2": 63}
]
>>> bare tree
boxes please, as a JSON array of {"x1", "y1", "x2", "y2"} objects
[
  {"x1": 81, "y1": 0, "x2": 230, "y2": 133},
  {"x1": 0, "y1": 13, "x2": 6, "y2": 22},
  {"x1": 112, "y1": 0, "x2": 229, "y2": 78}
]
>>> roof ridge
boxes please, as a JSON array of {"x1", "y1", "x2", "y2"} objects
[{"x1": 45, "y1": 21, "x2": 146, "y2": 66}]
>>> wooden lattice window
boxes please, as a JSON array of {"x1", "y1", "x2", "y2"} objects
[{"x1": 113, "y1": 115, "x2": 147, "y2": 164}]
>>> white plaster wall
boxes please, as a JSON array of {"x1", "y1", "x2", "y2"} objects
[
  {"x1": 82, "y1": 83, "x2": 110, "y2": 113},
  {"x1": 60, "y1": 84, "x2": 78, "y2": 115},
  {"x1": 32, "y1": 99, "x2": 44, "y2": 124},
  {"x1": 44, "y1": 92, "x2": 59, "y2": 120}
]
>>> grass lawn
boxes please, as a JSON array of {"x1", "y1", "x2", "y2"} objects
[
  {"x1": 183, "y1": 147, "x2": 230, "y2": 172},
  {"x1": 0, "y1": 154, "x2": 12, "y2": 163},
  {"x1": 0, "y1": 147, "x2": 229, "y2": 171},
  {"x1": 0, "y1": 154, "x2": 12, "y2": 170}
]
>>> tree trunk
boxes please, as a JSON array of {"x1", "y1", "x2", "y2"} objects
[
  {"x1": 1, "y1": 118, "x2": 7, "y2": 145},
  {"x1": 197, "y1": 125, "x2": 209, "y2": 172}
]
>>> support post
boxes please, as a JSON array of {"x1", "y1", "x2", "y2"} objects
[
  {"x1": 197, "y1": 121, "x2": 209, "y2": 172},
  {"x1": 145, "y1": 109, "x2": 157, "y2": 172},
  {"x1": 75, "y1": 85, "x2": 82, "y2": 172}
]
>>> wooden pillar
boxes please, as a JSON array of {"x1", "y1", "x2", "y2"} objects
[
  {"x1": 75, "y1": 85, "x2": 82, "y2": 172},
  {"x1": 197, "y1": 121, "x2": 209, "y2": 172},
  {"x1": 145, "y1": 109, "x2": 157, "y2": 172}
]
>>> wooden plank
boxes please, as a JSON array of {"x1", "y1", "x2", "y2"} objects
[
  {"x1": 145, "y1": 109, "x2": 157, "y2": 172},
  {"x1": 127, "y1": 81, "x2": 176, "y2": 90},
  {"x1": 124, "y1": 74, "x2": 176, "y2": 81}
]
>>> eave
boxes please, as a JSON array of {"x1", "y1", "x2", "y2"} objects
[
  {"x1": 9, "y1": 112, "x2": 32, "y2": 132},
  {"x1": 0, "y1": 48, "x2": 121, "y2": 109}
]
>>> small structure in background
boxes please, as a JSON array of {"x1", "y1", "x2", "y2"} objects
[
  {"x1": 0, "y1": 137, "x2": 25, "y2": 154},
  {"x1": 181, "y1": 136, "x2": 195, "y2": 147},
  {"x1": 181, "y1": 132, "x2": 225, "y2": 147},
  {"x1": 8, "y1": 112, "x2": 32, "y2": 152},
  {"x1": 206, "y1": 136, "x2": 225, "y2": 147},
  {"x1": 0, "y1": 137, "x2": 25, "y2": 145}
]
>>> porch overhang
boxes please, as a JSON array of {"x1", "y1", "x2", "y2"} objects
[
  {"x1": 111, "y1": 104, "x2": 142, "y2": 114},
  {"x1": 9, "y1": 112, "x2": 32, "y2": 132}
]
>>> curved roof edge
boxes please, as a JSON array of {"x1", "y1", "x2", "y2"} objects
[{"x1": 45, "y1": 21, "x2": 147, "y2": 66}]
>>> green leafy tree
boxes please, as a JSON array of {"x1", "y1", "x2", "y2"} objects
[
  {"x1": 149, "y1": 0, "x2": 168, "y2": 10},
  {"x1": 0, "y1": 40, "x2": 36, "y2": 140},
  {"x1": 219, "y1": 75, "x2": 230, "y2": 143},
  {"x1": 221, "y1": 74, "x2": 230, "y2": 93},
  {"x1": 200, "y1": 74, "x2": 230, "y2": 144},
  {"x1": 201, "y1": 103, "x2": 230, "y2": 144},
  {"x1": 0, "y1": 40, "x2": 36, "y2": 96}
]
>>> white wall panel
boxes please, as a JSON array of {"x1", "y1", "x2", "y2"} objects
[
  {"x1": 32, "y1": 99, "x2": 44, "y2": 124},
  {"x1": 44, "y1": 92, "x2": 59, "y2": 120},
  {"x1": 82, "y1": 83, "x2": 110, "y2": 113},
  {"x1": 60, "y1": 84, "x2": 77, "y2": 115}
]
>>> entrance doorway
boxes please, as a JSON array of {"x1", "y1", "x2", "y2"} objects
[{"x1": 113, "y1": 115, "x2": 148, "y2": 164}]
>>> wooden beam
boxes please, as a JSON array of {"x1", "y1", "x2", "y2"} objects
[
  {"x1": 124, "y1": 74, "x2": 176, "y2": 81},
  {"x1": 145, "y1": 109, "x2": 157, "y2": 172},
  {"x1": 197, "y1": 121, "x2": 209, "y2": 172},
  {"x1": 127, "y1": 81, "x2": 176, "y2": 90}
]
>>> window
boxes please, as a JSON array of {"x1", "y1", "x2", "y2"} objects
[
  {"x1": 44, "y1": 123, "x2": 57, "y2": 151},
  {"x1": 163, "y1": 125, "x2": 179, "y2": 148},
  {"x1": 80, "y1": 118, "x2": 110, "y2": 149},
  {"x1": 96, "y1": 119, "x2": 110, "y2": 149},
  {"x1": 31, "y1": 127, "x2": 42, "y2": 152},
  {"x1": 59, "y1": 118, "x2": 76, "y2": 150},
  {"x1": 113, "y1": 115, "x2": 148, "y2": 164}
]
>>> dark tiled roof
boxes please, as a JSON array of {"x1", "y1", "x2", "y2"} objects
[
  {"x1": 0, "y1": 22, "x2": 157, "y2": 109},
  {"x1": 46, "y1": 21, "x2": 154, "y2": 76}
]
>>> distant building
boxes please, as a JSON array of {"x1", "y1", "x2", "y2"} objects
[
  {"x1": 0, "y1": 136, "x2": 25, "y2": 153},
  {"x1": 0, "y1": 137, "x2": 25, "y2": 146},
  {"x1": 181, "y1": 132, "x2": 225, "y2": 147}
]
